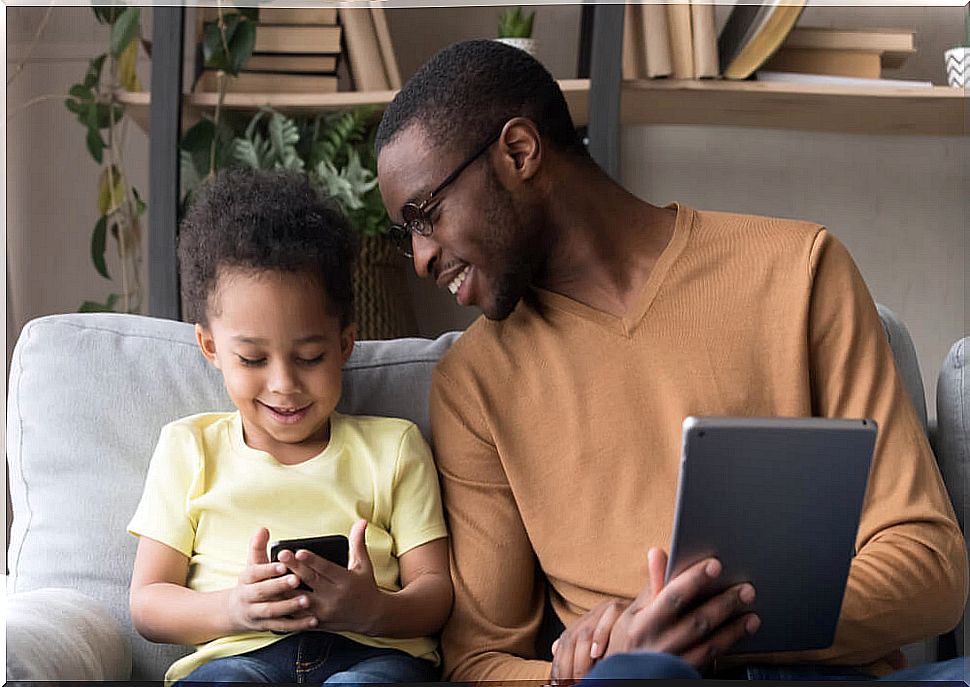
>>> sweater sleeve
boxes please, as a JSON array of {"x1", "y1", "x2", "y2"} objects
[
  {"x1": 430, "y1": 364, "x2": 552, "y2": 682},
  {"x1": 773, "y1": 230, "x2": 967, "y2": 666}
]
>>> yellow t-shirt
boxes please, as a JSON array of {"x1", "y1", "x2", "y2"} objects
[{"x1": 128, "y1": 411, "x2": 448, "y2": 683}]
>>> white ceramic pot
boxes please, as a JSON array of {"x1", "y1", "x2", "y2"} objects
[
  {"x1": 944, "y1": 46, "x2": 969, "y2": 87},
  {"x1": 495, "y1": 37, "x2": 538, "y2": 59}
]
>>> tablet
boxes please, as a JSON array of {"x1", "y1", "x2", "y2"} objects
[{"x1": 665, "y1": 416, "x2": 876, "y2": 654}]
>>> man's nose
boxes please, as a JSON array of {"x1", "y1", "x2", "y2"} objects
[{"x1": 411, "y1": 232, "x2": 438, "y2": 280}]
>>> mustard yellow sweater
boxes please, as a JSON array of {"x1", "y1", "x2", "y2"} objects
[{"x1": 430, "y1": 205, "x2": 967, "y2": 681}]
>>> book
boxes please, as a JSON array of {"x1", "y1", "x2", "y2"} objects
[
  {"x1": 370, "y1": 7, "x2": 401, "y2": 89},
  {"x1": 338, "y1": 8, "x2": 390, "y2": 91},
  {"x1": 250, "y1": 24, "x2": 342, "y2": 54},
  {"x1": 244, "y1": 54, "x2": 338, "y2": 74},
  {"x1": 642, "y1": 3, "x2": 673, "y2": 78},
  {"x1": 763, "y1": 47, "x2": 882, "y2": 79},
  {"x1": 197, "y1": 70, "x2": 338, "y2": 94},
  {"x1": 755, "y1": 70, "x2": 932, "y2": 88},
  {"x1": 785, "y1": 27, "x2": 915, "y2": 54},
  {"x1": 719, "y1": 0, "x2": 807, "y2": 80},
  {"x1": 201, "y1": 7, "x2": 338, "y2": 26},
  {"x1": 665, "y1": 2, "x2": 694, "y2": 80},
  {"x1": 690, "y1": 2, "x2": 718, "y2": 79}
]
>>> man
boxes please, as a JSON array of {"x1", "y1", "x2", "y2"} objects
[{"x1": 375, "y1": 40, "x2": 967, "y2": 682}]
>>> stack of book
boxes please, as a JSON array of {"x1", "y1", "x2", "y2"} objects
[
  {"x1": 761, "y1": 27, "x2": 917, "y2": 80},
  {"x1": 196, "y1": 6, "x2": 401, "y2": 95}
]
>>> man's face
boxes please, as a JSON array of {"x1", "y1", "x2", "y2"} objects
[{"x1": 378, "y1": 123, "x2": 541, "y2": 321}]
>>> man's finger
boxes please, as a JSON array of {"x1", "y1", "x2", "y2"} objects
[
  {"x1": 680, "y1": 612, "x2": 761, "y2": 669},
  {"x1": 570, "y1": 625, "x2": 595, "y2": 679},
  {"x1": 656, "y1": 581, "x2": 755, "y2": 656},
  {"x1": 647, "y1": 547, "x2": 668, "y2": 597},
  {"x1": 650, "y1": 557, "x2": 722, "y2": 628},
  {"x1": 249, "y1": 527, "x2": 271, "y2": 566}
]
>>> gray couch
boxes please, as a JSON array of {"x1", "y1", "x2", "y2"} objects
[{"x1": 5, "y1": 310, "x2": 967, "y2": 680}]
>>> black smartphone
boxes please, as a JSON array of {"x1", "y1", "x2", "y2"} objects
[{"x1": 269, "y1": 534, "x2": 349, "y2": 591}]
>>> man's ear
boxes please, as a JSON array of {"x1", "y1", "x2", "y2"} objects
[
  {"x1": 498, "y1": 117, "x2": 541, "y2": 180},
  {"x1": 340, "y1": 323, "x2": 357, "y2": 364},
  {"x1": 195, "y1": 323, "x2": 221, "y2": 369}
]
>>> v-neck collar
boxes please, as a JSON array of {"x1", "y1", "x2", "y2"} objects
[{"x1": 531, "y1": 203, "x2": 694, "y2": 338}]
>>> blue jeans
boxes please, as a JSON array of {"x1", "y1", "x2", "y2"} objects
[
  {"x1": 175, "y1": 631, "x2": 437, "y2": 685},
  {"x1": 584, "y1": 652, "x2": 968, "y2": 683}
]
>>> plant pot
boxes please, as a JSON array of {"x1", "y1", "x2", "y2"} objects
[
  {"x1": 495, "y1": 37, "x2": 538, "y2": 59},
  {"x1": 353, "y1": 234, "x2": 418, "y2": 340},
  {"x1": 944, "y1": 46, "x2": 969, "y2": 87}
]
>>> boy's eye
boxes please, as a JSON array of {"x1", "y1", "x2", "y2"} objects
[
  {"x1": 297, "y1": 354, "x2": 324, "y2": 366},
  {"x1": 237, "y1": 355, "x2": 266, "y2": 367}
]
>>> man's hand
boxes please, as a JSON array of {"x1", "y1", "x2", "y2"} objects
[
  {"x1": 550, "y1": 598, "x2": 630, "y2": 685},
  {"x1": 606, "y1": 548, "x2": 759, "y2": 669},
  {"x1": 278, "y1": 520, "x2": 384, "y2": 634},
  {"x1": 227, "y1": 528, "x2": 319, "y2": 634}
]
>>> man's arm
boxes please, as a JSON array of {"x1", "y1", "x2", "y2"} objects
[
  {"x1": 770, "y1": 230, "x2": 967, "y2": 665},
  {"x1": 430, "y1": 365, "x2": 552, "y2": 682}
]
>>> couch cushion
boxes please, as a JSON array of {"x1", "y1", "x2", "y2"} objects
[
  {"x1": 6, "y1": 313, "x2": 459, "y2": 680},
  {"x1": 936, "y1": 337, "x2": 969, "y2": 656}
]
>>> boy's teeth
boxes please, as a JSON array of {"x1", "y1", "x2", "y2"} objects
[{"x1": 448, "y1": 266, "x2": 470, "y2": 295}]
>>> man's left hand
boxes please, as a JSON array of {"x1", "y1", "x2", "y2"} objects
[{"x1": 550, "y1": 598, "x2": 630, "y2": 685}]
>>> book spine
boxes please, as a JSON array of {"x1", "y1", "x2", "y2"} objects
[
  {"x1": 643, "y1": 3, "x2": 673, "y2": 78},
  {"x1": 623, "y1": 3, "x2": 641, "y2": 80},
  {"x1": 338, "y1": 8, "x2": 390, "y2": 91},
  {"x1": 370, "y1": 7, "x2": 401, "y2": 89},
  {"x1": 665, "y1": 2, "x2": 694, "y2": 80},
  {"x1": 690, "y1": 2, "x2": 718, "y2": 78}
]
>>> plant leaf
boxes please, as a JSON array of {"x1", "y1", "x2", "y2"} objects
[
  {"x1": 83, "y1": 54, "x2": 107, "y2": 89},
  {"x1": 227, "y1": 19, "x2": 256, "y2": 75},
  {"x1": 110, "y1": 6, "x2": 141, "y2": 57},
  {"x1": 98, "y1": 166, "x2": 126, "y2": 215},
  {"x1": 86, "y1": 126, "x2": 105, "y2": 164},
  {"x1": 69, "y1": 84, "x2": 94, "y2": 101},
  {"x1": 91, "y1": 216, "x2": 110, "y2": 279},
  {"x1": 118, "y1": 38, "x2": 141, "y2": 91},
  {"x1": 180, "y1": 118, "x2": 215, "y2": 152},
  {"x1": 202, "y1": 14, "x2": 241, "y2": 70},
  {"x1": 132, "y1": 187, "x2": 147, "y2": 216}
]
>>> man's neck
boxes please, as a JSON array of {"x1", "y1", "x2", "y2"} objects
[{"x1": 537, "y1": 166, "x2": 677, "y2": 318}]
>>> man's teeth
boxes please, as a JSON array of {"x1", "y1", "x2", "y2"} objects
[{"x1": 448, "y1": 266, "x2": 470, "y2": 295}]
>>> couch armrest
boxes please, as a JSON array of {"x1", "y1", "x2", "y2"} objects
[{"x1": 6, "y1": 587, "x2": 132, "y2": 680}]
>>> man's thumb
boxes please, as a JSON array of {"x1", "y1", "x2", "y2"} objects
[{"x1": 348, "y1": 519, "x2": 371, "y2": 572}]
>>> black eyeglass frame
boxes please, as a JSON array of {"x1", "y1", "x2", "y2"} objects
[{"x1": 389, "y1": 130, "x2": 502, "y2": 258}]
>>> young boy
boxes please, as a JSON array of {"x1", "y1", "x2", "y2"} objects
[{"x1": 128, "y1": 168, "x2": 452, "y2": 685}]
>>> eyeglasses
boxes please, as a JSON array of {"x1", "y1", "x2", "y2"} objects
[{"x1": 389, "y1": 131, "x2": 501, "y2": 258}]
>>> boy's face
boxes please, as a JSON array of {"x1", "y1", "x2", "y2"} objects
[{"x1": 196, "y1": 268, "x2": 355, "y2": 464}]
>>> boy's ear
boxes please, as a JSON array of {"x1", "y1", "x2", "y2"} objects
[
  {"x1": 195, "y1": 324, "x2": 221, "y2": 369},
  {"x1": 340, "y1": 323, "x2": 357, "y2": 364}
]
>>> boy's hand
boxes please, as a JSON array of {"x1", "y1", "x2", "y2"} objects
[
  {"x1": 227, "y1": 528, "x2": 319, "y2": 634},
  {"x1": 277, "y1": 520, "x2": 383, "y2": 634}
]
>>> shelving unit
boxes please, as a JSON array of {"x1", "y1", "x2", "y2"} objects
[
  {"x1": 143, "y1": 6, "x2": 968, "y2": 319},
  {"x1": 120, "y1": 78, "x2": 967, "y2": 138}
]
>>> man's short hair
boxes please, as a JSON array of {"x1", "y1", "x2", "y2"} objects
[
  {"x1": 376, "y1": 39, "x2": 587, "y2": 160},
  {"x1": 178, "y1": 167, "x2": 358, "y2": 327}
]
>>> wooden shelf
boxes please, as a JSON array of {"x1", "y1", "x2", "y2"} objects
[
  {"x1": 622, "y1": 79, "x2": 967, "y2": 136},
  {"x1": 117, "y1": 78, "x2": 966, "y2": 138}
]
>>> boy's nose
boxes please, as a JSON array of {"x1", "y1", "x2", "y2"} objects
[{"x1": 267, "y1": 363, "x2": 300, "y2": 394}]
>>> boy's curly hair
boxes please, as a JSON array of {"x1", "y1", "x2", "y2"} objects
[{"x1": 178, "y1": 168, "x2": 358, "y2": 327}]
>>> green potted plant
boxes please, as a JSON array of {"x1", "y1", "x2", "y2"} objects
[
  {"x1": 496, "y1": 7, "x2": 537, "y2": 58},
  {"x1": 944, "y1": 7, "x2": 969, "y2": 87}
]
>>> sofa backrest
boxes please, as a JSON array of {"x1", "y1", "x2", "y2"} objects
[
  {"x1": 936, "y1": 337, "x2": 969, "y2": 657},
  {"x1": 6, "y1": 313, "x2": 459, "y2": 680}
]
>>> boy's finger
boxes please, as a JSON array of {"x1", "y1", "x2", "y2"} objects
[
  {"x1": 249, "y1": 528, "x2": 271, "y2": 566},
  {"x1": 347, "y1": 519, "x2": 371, "y2": 572},
  {"x1": 242, "y1": 561, "x2": 287, "y2": 585}
]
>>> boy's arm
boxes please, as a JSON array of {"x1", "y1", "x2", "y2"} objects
[
  {"x1": 129, "y1": 530, "x2": 317, "y2": 646},
  {"x1": 367, "y1": 537, "x2": 453, "y2": 638}
]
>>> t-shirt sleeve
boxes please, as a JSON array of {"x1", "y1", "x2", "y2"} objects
[
  {"x1": 388, "y1": 423, "x2": 448, "y2": 557},
  {"x1": 127, "y1": 421, "x2": 203, "y2": 557}
]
